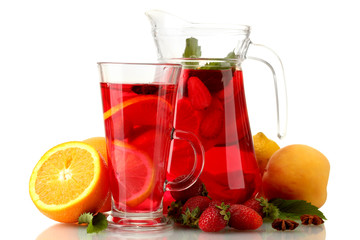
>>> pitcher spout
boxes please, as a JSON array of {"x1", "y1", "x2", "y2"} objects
[
  {"x1": 145, "y1": 9, "x2": 190, "y2": 30},
  {"x1": 145, "y1": 9, "x2": 251, "y2": 61}
]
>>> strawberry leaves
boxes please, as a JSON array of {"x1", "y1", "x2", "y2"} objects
[
  {"x1": 215, "y1": 202, "x2": 231, "y2": 222},
  {"x1": 182, "y1": 207, "x2": 201, "y2": 227}
]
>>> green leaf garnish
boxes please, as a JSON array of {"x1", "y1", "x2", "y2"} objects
[
  {"x1": 181, "y1": 37, "x2": 238, "y2": 70},
  {"x1": 270, "y1": 198, "x2": 327, "y2": 220},
  {"x1": 78, "y1": 212, "x2": 94, "y2": 224},
  {"x1": 78, "y1": 212, "x2": 108, "y2": 234},
  {"x1": 182, "y1": 37, "x2": 202, "y2": 58}
]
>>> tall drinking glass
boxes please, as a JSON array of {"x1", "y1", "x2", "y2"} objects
[{"x1": 98, "y1": 62, "x2": 204, "y2": 231}]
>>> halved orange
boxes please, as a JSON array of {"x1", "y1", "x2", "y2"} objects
[
  {"x1": 103, "y1": 95, "x2": 173, "y2": 139},
  {"x1": 29, "y1": 141, "x2": 109, "y2": 223},
  {"x1": 83, "y1": 137, "x2": 111, "y2": 212},
  {"x1": 110, "y1": 140, "x2": 155, "y2": 207}
]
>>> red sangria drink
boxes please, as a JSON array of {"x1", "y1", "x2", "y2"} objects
[
  {"x1": 101, "y1": 82, "x2": 177, "y2": 213},
  {"x1": 169, "y1": 65, "x2": 262, "y2": 204},
  {"x1": 98, "y1": 62, "x2": 205, "y2": 230}
]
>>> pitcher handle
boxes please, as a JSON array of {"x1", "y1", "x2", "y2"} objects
[
  {"x1": 165, "y1": 129, "x2": 205, "y2": 191},
  {"x1": 246, "y1": 42, "x2": 288, "y2": 139}
]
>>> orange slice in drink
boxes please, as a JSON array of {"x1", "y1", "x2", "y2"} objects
[
  {"x1": 103, "y1": 95, "x2": 173, "y2": 130},
  {"x1": 110, "y1": 140, "x2": 155, "y2": 207},
  {"x1": 29, "y1": 142, "x2": 109, "y2": 223}
]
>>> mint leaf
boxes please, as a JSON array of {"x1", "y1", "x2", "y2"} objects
[
  {"x1": 225, "y1": 51, "x2": 237, "y2": 59},
  {"x1": 78, "y1": 212, "x2": 93, "y2": 224},
  {"x1": 200, "y1": 50, "x2": 237, "y2": 70},
  {"x1": 78, "y1": 212, "x2": 108, "y2": 234},
  {"x1": 270, "y1": 199, "x2": 327, "y2": 220},
  {"x1": 87, "y1": 213, "x2": 108, "y2": 233},
  {"x1": 182, "y1": 37, "x2": 201, "y2": 58},
  {"x1": 200, "y1": 61, "x2": 232, "y2": 70},
  {"x1": 181, "y1": 38, "x2": 238, "y2": 70}
]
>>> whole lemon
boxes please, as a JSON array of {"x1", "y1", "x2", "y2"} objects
[
  {"x1": 253, "y1": 132, "x2": 280, "y2": 175},
  {"x1": 262, "y1": 144, "x2": 330, "y2": 208}
]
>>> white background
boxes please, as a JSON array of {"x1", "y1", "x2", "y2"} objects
[{"x1": 1, "y1": 0, "x2": 359, "y2": 239}]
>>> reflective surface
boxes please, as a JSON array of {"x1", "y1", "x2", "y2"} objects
[{"x1": 35, "y1": 222, "x2": 326, "y2": 240}]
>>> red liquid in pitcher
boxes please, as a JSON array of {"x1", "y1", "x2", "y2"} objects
[
  {"x1": 100, "y1": 82, "x2": 177, "y2": 212},
  {"x1": 169, "y1": 68, "x2": 262, "y2": 204}
]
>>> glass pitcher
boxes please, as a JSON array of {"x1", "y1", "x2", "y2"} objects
[{"x1": 146, "y1": 10, "x2": 287, "y2": 204}]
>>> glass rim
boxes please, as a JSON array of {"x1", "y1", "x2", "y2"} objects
[
  {"x1": 153, "y1": 23, "x2": 251, "y2": 35},
  {"x1": 97, "y1": 62, "x2": 182, "y2": 68}
]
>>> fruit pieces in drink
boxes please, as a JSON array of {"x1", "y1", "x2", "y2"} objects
[
  {"x1": 108, "y1": 140, "x2": 155, "y2": 209},
  {"x1": 187, "y1": 76, "x2": 212, "y2": 110},
  {"x1": 100, "y1": 82, "x2": 177, "y2": 211},
  {"x1": 169, "y1": 68, "x2": 261, "y2": 204},
  {"x1": 103, "y1": 95, "x2": 173, "y2": 141}
]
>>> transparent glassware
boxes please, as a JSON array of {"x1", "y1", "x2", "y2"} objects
[
  {"x1": 98, "y1": 62, "x2": 205, "y2": 231},
  {"x1": 146, "y1": 10, "x2": 288, "y2": 203}
]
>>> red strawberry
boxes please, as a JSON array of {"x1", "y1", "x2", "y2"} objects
[
  {"x1": 167, "y1": 200, "x2": 183, "y2": 223},
  {"x1": 243, "y1": 197, "x2": 265, "y2": 218},
  {"x1": 170, "y1": 175, "x2": 207, "y2": 202},
  {"x1": 187, "y1": 76, "x2": 212, "y2": 110},
  {"x1": 174, "y1": 98, "x2": 202, "y2": 133},
  {"x1": 228, "y1": 204, "x2": 263, "y2": 230},
  {"x1": 199, "y1": 98, "x2": 224, "y2": 139},
  {"x1": 182, "y1": 196, "x2": 212, "y2": 214},
  {"x1": 181, "y1": 196, "x2": 211, "y2": 227},
  {"x1": 198, "y1": 204, "x2": 230, "y2": 232},
  {"x1": 216, "y1": 70, "x2": 244, "y2": 101},
  {"x1": 208, "y1": 199, "x2": 232, "y2": 208},
  {"x1": 187, "y1": 68, "x2": 233, "y2": 93}
]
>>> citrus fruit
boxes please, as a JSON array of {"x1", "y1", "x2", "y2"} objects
[
  {"x1": 83, "y1": 137, "x2": 111, "y2": 212},
  {"x1": 262, "y1": 144, "x2": 330, "y2": 208},
  {"x1": 110, "y1": 140, "x2": 155, "y2": 207},
  {"x1": 83, "y1": 137, "x2": 107, "y2": 163},
  {"x1": 29, "y1": 141, "x2": 109, "y2": 223},
  {"x1": 253, "y1": 132, "x2": 280, "y2": 175},
  {"x1": 103, "y1": 95, "x2": 173, "y2": 130},
  {"x1": 129, "y1": 128, "x2": 170, "y2": 160}
]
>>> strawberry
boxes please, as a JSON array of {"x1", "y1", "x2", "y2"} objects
[
  {"x1": 199, "y1": 98, "x2": 224, "y2": 139},
  {"x1": 187, "y1": 76, "x2": 212, "y2": 110},
  {"x1": 228, "y1": 204, "x2": 263, "y2": 230},
  {"x1": 188, "y1": 68, "x2": 233, "y2": 93},
  {"x1": 216, "y1": 70, "x2": 243, "y2": 101},
  {"x1": 243, "y1": 197, "x2": 265, "y2": 218},
  {"x1": 208, "y1": 199, "x2": 231, "y2": 208},
  {"x1": 198, "y1": 203, "x2": 230, "y2": 232},
  {"x1": 181, "y1": 196, "x2": 211, "y2": 227},
  {"x1": 167, "y1": 200, "x2": 183, "y2": 223},
  {"x1": 243, "y1": 197, "x2": 280, "y2": 219},
  {"x1": 174, "y1": 98, "x2": 202, "y2": 133},
  {"x1": 170, "y1": 175, "x2": 207, "y2": 202},
  {"x1": 182, "y1": 196, "x2": 212, "y2": 215}
]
